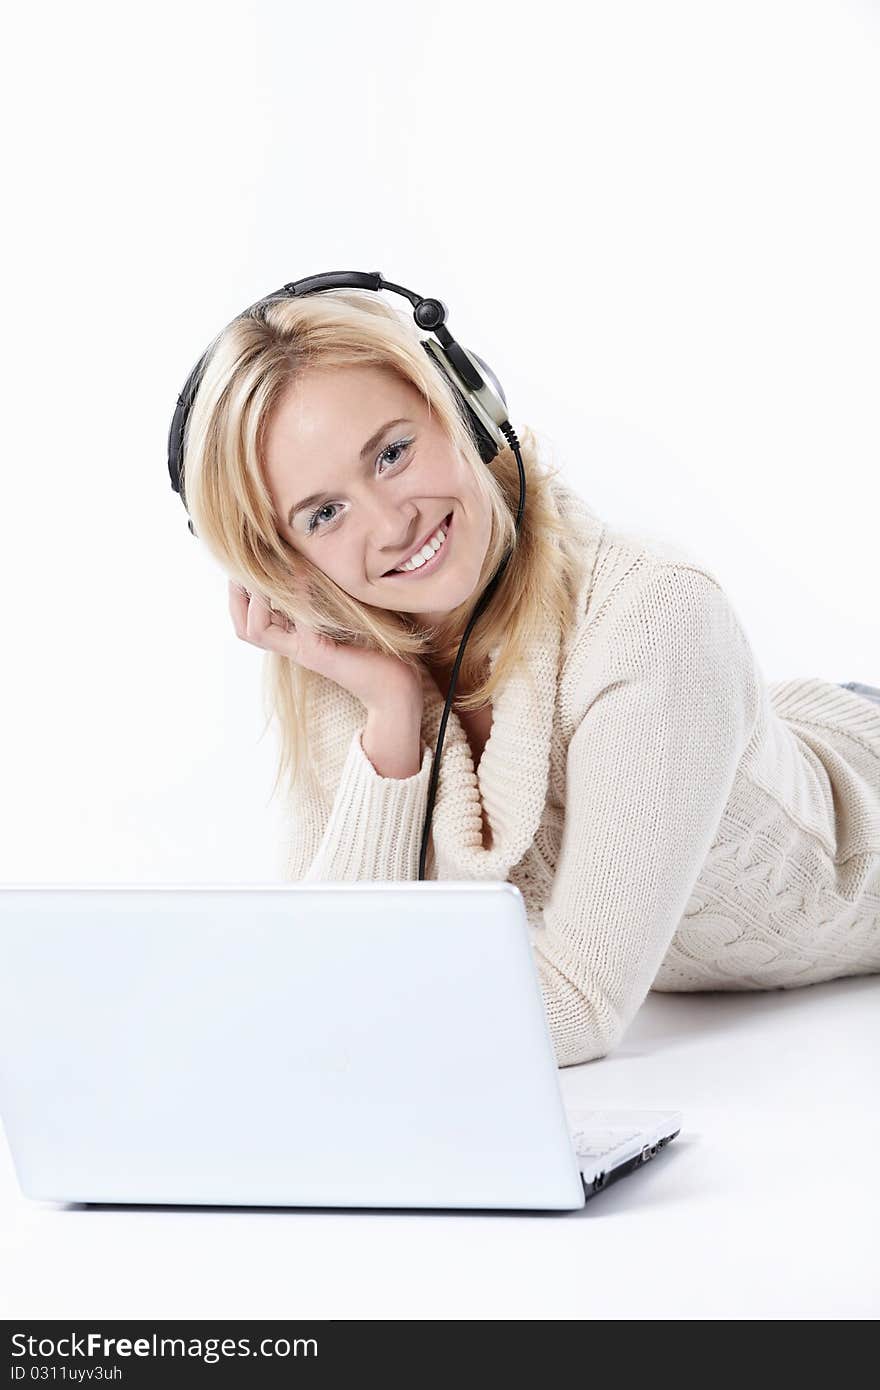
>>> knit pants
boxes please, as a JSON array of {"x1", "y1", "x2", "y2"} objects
[{"x1": 838, "y1": 681, "x2": 880, "y2": 707}]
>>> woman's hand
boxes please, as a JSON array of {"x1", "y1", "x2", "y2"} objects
[{"x1": 227, "y1": 579, "x2": 423, "y2": 714}]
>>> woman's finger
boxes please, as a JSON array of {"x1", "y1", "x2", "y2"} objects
[
  {"x1": 228, "y1": 578, "x2": 297, "y2": 650},
  {"x1": 228, "y1": 579, "x2": 251, "y2": 637},
  {"x1": 245, "y1": 589, "x2": 274, "y2": 642}
]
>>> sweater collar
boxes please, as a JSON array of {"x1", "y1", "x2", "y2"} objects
[
  {"x1": 408, "y1": 479, "x2": 604, "y2": 878},
  {"x1": 415, "y1": 481, "x2": 605, "y2": 878},
  {"x1": 417, "y1": 610, "x2": 564, "y2": 878}
]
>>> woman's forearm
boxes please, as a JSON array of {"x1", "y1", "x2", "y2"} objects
[{"x1": 361, "y1": 697, "x2": 425, "y2": 779}]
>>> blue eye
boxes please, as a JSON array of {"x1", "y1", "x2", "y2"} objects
[{"x1": 305, "y1": 437, "x2": 414, "y2": 534}]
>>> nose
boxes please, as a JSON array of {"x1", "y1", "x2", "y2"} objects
[{"x1": 369, "y1": 501, "x2": 419, "y2": 554}]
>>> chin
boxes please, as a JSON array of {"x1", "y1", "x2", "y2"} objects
[{"x1": 413, "y1": 584, "x2": 483, "y2": 622}]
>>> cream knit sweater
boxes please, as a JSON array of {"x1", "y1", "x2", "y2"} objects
[{"x1": 275, "y1": 480, "x2": 880, "y2": 1067}]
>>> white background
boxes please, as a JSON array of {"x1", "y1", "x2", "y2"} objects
[
  {"x1": 0, "y1": 0, "x2": 878, "y2": 1321},
  {"x1": 1, "y1": 0, "x2": 877, "y2": 886}
]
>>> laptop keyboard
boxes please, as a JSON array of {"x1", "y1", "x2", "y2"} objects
[{"x1": 569, "y1": 1127, "x2": 643, "y2": 1159}]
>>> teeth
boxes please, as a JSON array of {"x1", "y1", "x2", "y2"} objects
[{"x1": 393, "y1": 520, "x2": 448, "y2": 572}]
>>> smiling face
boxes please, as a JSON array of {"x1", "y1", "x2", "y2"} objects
[{"x1": 261, "y1": 363, "x2": 493, "y2": 624}]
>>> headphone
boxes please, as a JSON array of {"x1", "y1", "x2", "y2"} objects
[{"x1": 166, "y1": 270, "x2": 526, "y2": 879}]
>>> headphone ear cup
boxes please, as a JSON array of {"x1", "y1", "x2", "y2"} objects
[
  {"x1": 466, "y1": 407, "x2": 502, "y2": 465},
  {"x1": 420, "y1": 341, "x2": 501, "y2": 464}
]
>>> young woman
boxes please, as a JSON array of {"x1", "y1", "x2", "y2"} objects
[{"x1": 180, "y1": 289, "x2": 880, "y2": 1068}]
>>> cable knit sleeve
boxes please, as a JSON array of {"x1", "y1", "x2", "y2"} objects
[
  {"x1": 298, "y1": 729, "x2": 434, "y2": 882},
  {"x1": 533, "y1": 561, "x2": 759, "y2": 1067},
  {"x1": 277, "y1": 664, "x2": 436, "y2": 884}
]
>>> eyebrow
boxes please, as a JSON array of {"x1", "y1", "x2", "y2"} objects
[{"x1": 287, "y1": 417, "x2": 413, "y2": 527}]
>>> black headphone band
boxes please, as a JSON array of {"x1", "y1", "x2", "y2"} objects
[{"x1": 166, "y1": 270, "x2": 513, "y2": 536}]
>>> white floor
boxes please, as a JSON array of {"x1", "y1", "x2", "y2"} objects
[{"x1": 1, "y1": 975, "x2": 878, "y2": 1320}]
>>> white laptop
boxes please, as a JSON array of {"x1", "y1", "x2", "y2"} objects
[{"x1": 0, "y1": 883, "x2": 681, "y2": 1212}]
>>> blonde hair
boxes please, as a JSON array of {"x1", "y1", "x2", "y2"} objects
[{"x1": 181, "y1": 288, "x2": 588, "y2": 803}]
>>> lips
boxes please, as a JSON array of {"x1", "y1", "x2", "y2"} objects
[{"x1": 383, "y1": 512, "x2": 452, "y2": 576}]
